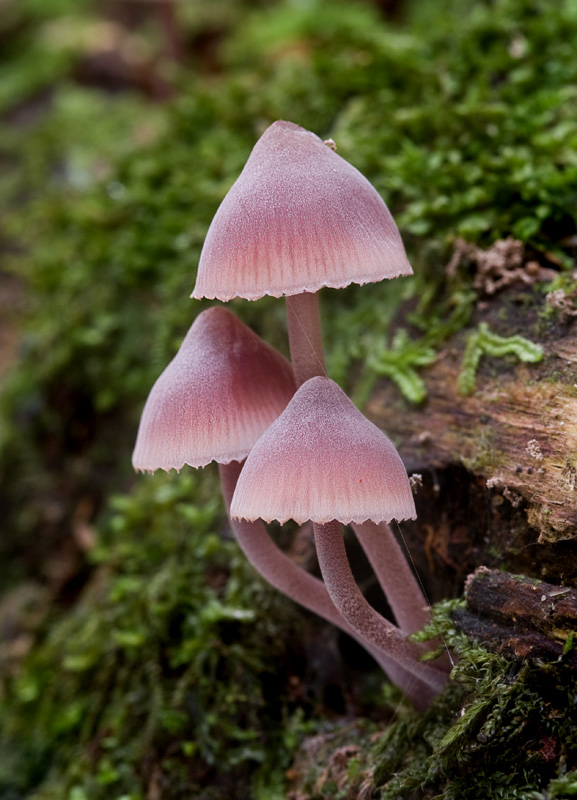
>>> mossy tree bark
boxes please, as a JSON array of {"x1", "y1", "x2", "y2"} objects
[
  {"x1": 287, "y1": 281, "x2": 577, "y2": 799},
  {"x1": 363, "y1": 285, "x2": 577, "y2": 603}
]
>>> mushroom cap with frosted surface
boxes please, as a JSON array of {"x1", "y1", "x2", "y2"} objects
[
  {"x1": 192, "y1": 120, "x2": 412, "y2": 302},
  {"x1": 132, "y1": 307, "x2": 296, "y2": 472},
  {"x1": 230, "y1": 376, "x2": 416, "y2": 525}
]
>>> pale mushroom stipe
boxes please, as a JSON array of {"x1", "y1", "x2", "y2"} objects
[{"x1": 220, "y1": 460, "x2": 433, "y2": 703}]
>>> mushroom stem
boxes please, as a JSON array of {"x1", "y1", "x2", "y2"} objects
[
  {"x1": 351, "y1": 521, "x2": 430, "y2": 634},
  {"x1": 219, "y1": 461, "x2": 433, "y2": 705},
  {"x1": 220, "y1": 462, "x2": 343, "y2": 629},
  {"x1": 286, "y1": 292, "x2": 326, "y2": 386},
  {"x1": 313, "y1": 519, "x2": 449, "y2": 692},
  {"x1": 352, "y1": 522, "x2": 454, "y2": 673}
]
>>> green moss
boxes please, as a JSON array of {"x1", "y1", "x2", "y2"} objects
[
  {"x1": 548, "y1": 771, "x2": 577, "y2": 798},
  {"x1": 2, "y1": 0, "x2": 577, "y2": 795},
  {"x1": 360, "y1": 329, "x2": 436, "y2": 405},
  {"x1": 372, "y1": 599, "x2": 577, "y2": 799},
  {"x1": 0, "y1": 0, "x2": 96, "y2": 113},
  {"x1": 458, "y1": 322, "x2": 544, "y2": 396},
  {"x1": 1, "y1": 0, "x2": 574, "y2": 476},
  {"x1": 3, "y1": 0, "x2": 577, "y2": 428},
  {"x1": 0, "y1": 470, "x2": 306, "y2": 798}
]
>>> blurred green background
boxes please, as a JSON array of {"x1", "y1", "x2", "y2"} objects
[{"x1": 1, "y1": 0, "x2": 577, "y2": 797}]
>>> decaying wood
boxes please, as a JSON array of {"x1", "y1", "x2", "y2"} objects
[
  {"x1": 368, "y1": 292, "x2": 577, "y2": 544},
  {"x1": 453, "y1": 566, "x2": 577, "y2": 665}
]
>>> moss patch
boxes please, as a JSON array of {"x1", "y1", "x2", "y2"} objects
[
  {"x1": 2, "y1": 0, "x2": 577, "y2": 796},
  {"x1": 458, "y1": 322, "x2": 544, "y2": 396},
  {"x1": 0, "y1": 471, "x2": 308, "y2": 799},
  {"x1": 285, "y1": 599, "x2": 577, "y2": 799}
]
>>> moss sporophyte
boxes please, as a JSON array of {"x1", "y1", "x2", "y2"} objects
[{"x1": 134, "y1": 120, "x2": 451, "y2": 709}]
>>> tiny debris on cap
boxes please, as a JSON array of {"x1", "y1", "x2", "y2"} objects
[{"x1": 193, "y1": 120, "x2": 412, "y2": 302}]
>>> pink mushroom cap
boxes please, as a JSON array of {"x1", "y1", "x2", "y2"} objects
[
  {"x1": 230, "y1": 376, "x2": 416, "y2": 525},
  {"x1": 132, "y1": 307, "x2": 296, "y2": 472},
  {"x1": 192, "y1": 120, "x2": 412, "y2": 302}
]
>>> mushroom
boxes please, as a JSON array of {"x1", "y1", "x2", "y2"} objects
[
  {"x1": 231, "y1": 376, "x2": 449, "y2": 694},
  {"x1": 132, "y1": 307, "x2": 423, "y2": 693},
  {"x1": 192, "y1": 119, "x2": 412, "y2": 386},
  {"x1": 220, "y1": 460, "x2": 433, "y2": 706},
  {"x1": 190, "y1": 119, "x2": 432, "y2": 665},
  {"x1": 132, "y1": 305, "x2": 296, "y2": 472}
]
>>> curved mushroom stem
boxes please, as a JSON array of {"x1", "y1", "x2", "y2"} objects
[
  {"x1": 352, "y1": 521, "x2": 454, "y2": 673},
  {"x1": 219, "y1": 461, "x2": 434, "y2": 706},
  {"x1": 314, "y1": 520, "x2": 449, "y2": 693},
  {"x1": 351, "y1": 521, "x2": 430, "y2": 634},
  {"x1": 286, "y1": 292, "x2": 326, "y2": 386}
]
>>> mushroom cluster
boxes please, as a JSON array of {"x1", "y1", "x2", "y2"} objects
[{"x1": 133, "y1": 120, "x2": 450, "y2": 707}]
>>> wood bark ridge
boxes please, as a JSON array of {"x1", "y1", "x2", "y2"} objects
[
  {"x1": 368, "y1": 305, "x2": 577, "y2": 543},
  {"x1": 454, "y1": 566, "x2": 577, "y2": 665}
]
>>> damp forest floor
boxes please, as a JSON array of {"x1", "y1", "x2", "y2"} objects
[{"x1": 1, "y1": 0, "x2": 577, "y2": 798}]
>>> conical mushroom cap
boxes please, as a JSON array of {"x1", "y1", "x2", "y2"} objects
[
  {"x1": 230, "y1": 376, "x2": 416, "y2": 525},
  {"x1": 192, "y1": 120, "x2": 412, "y2": 301},
  {"x1": 132, "y1": 307, "x2": 296, "y2": 472}
]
